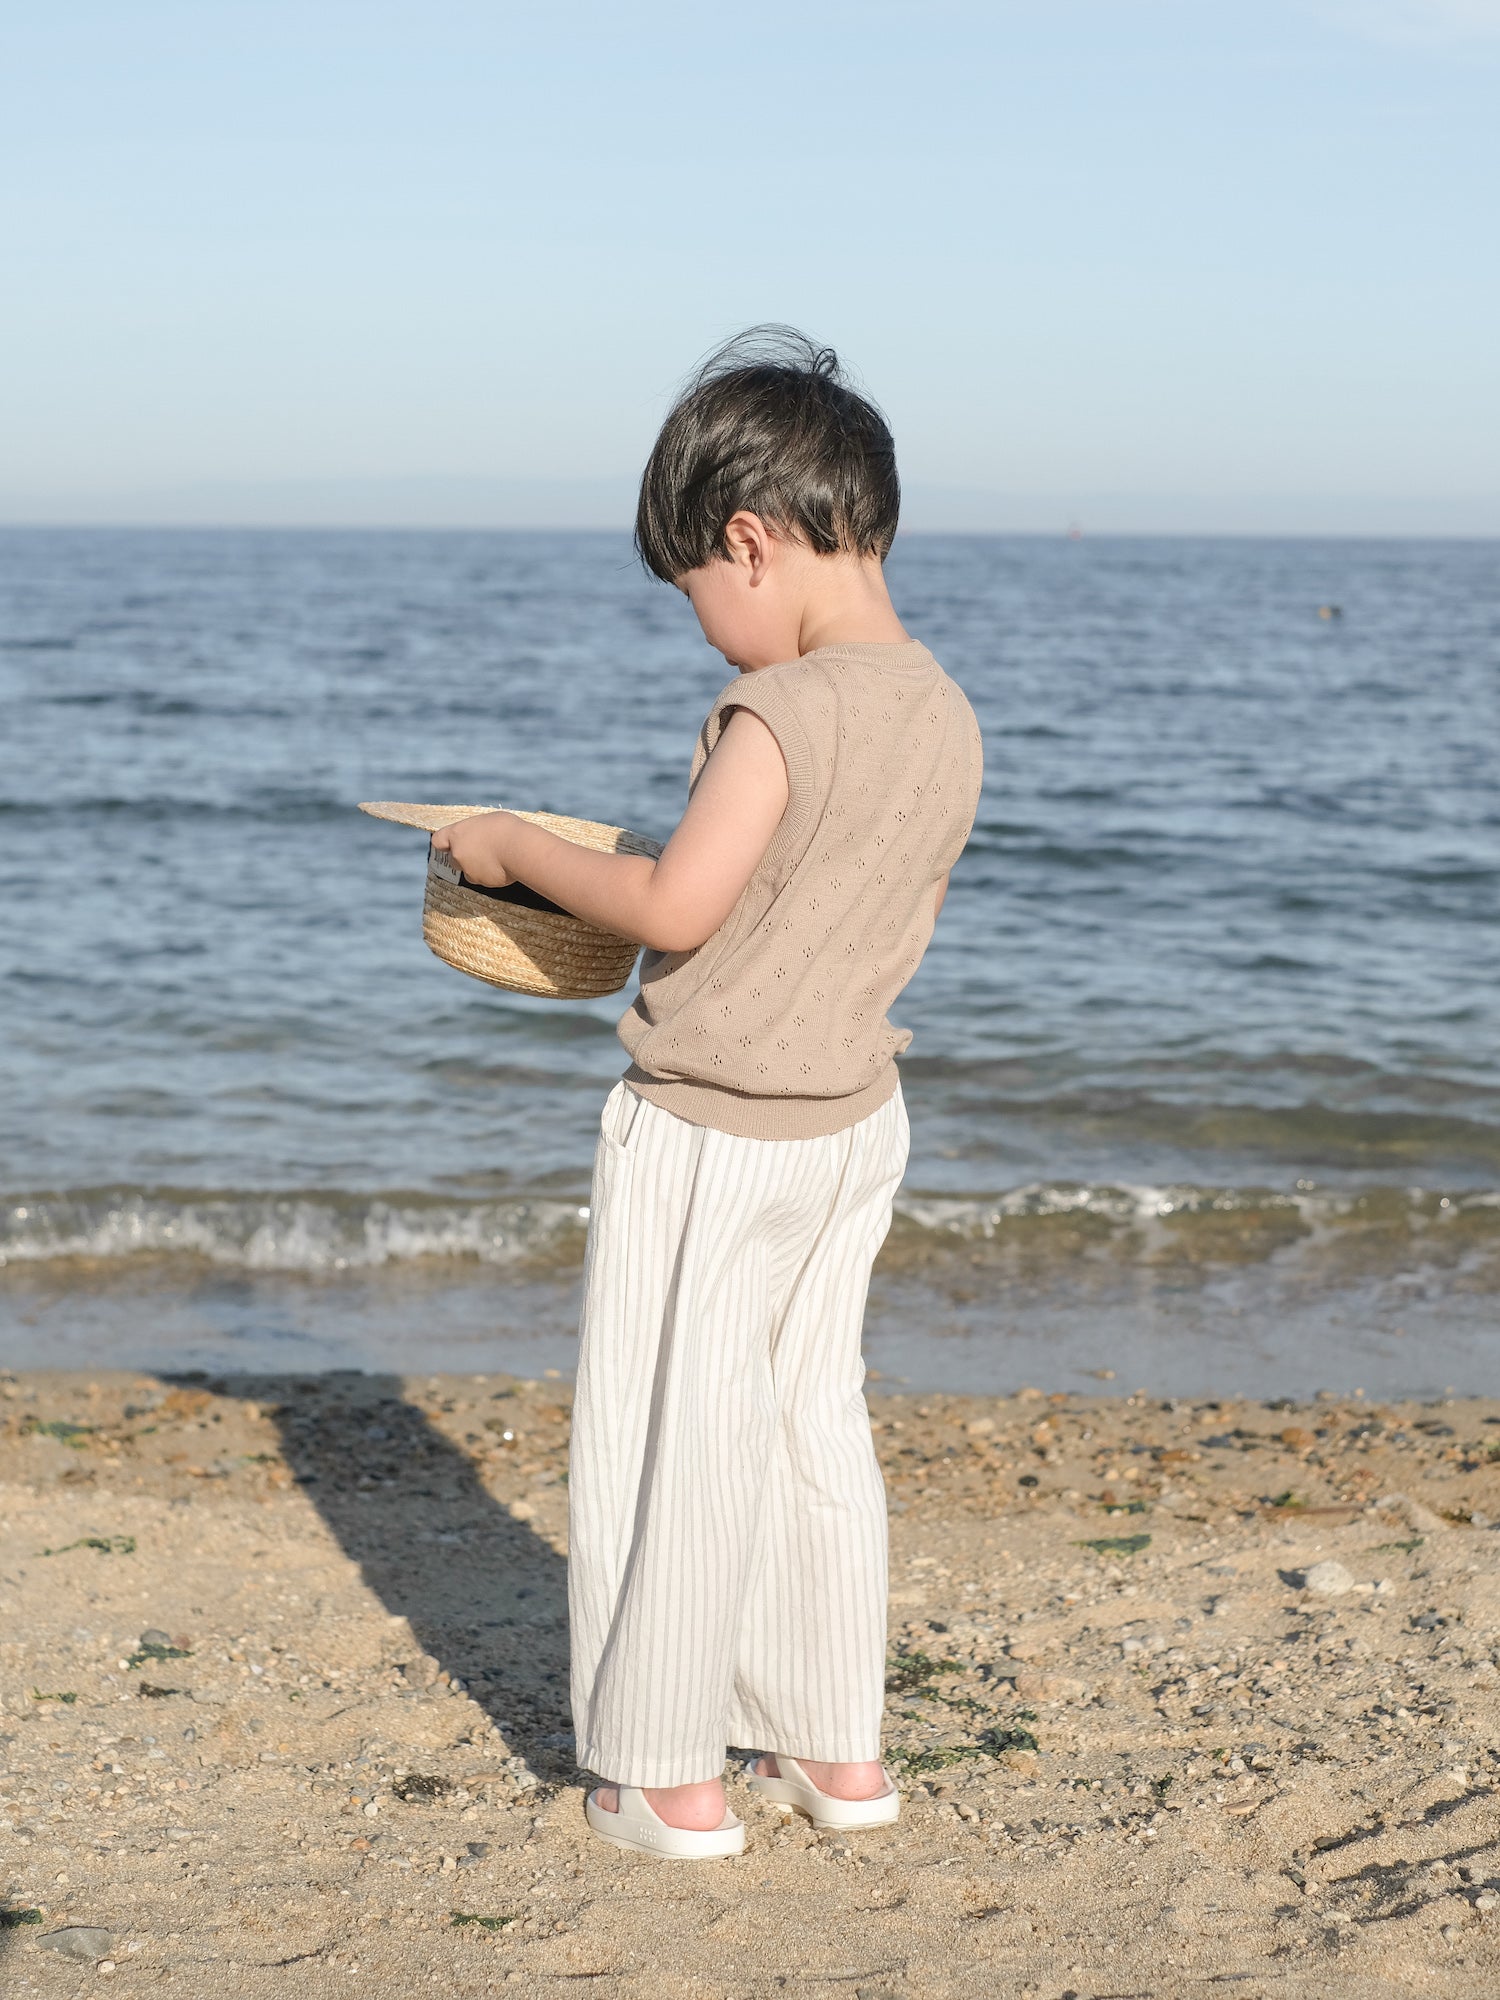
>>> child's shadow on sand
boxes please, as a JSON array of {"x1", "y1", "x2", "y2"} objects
[{"x1": 205, "y1": 1371, "x2": 575, "y2": 1781}]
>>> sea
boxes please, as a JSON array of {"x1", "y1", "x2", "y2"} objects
[{"x1": 2, "y1": 528, "x2": 1497, "y2": 1396}]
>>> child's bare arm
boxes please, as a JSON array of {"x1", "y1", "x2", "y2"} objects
[{"x1": 431, "y1": 709, "x2": 789, "y2": 954}]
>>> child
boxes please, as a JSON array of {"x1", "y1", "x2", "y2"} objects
[{"x1": 431, "y1": 327, "x2": 983, "y2": 1860}]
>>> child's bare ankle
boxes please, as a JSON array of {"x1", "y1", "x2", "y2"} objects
[
  {"x1": 643, "y1": 1778, "x2": 727, "y2": 1830},
  {"x1": 757, "y1": 1754, "x2": 889, "y2": 1800},
  {"x1": 804, "y1": 1758, "x2": 888, "y2": 1800},
  {"x1": 593, "y1": 1777, "x2": 727, "y2": 1830}
]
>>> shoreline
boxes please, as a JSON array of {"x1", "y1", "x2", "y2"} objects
[
  {"x1": 4, "y1": 1367, "x2": 1499, "y2": 1996},
  {"x1": 3, "y1": 1257, "x2": 1496, "y2": 1400}
]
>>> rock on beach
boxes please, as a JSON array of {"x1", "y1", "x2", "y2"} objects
[
  {"x1": 38, "y1": 1925, "x2": 114, "y2": 1961},
  {"x1": 1302, "y1": 1559, "x2": 1356, "y2": 1596}
]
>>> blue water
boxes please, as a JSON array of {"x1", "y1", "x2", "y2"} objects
[{"x1": 1, "y1": 528, "x2": 1497, "y2": 1387}]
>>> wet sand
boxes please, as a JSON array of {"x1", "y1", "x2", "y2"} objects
[{"x1": 4, "y1": 1366, "x2": 1499, "y2": 1997}]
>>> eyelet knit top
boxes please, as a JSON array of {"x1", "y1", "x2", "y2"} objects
[{"x1": 618, "y1": 639, "x2": 984, "y2": 1140}]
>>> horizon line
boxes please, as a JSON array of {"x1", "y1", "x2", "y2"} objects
[{"x1": 1, "y1": 520, "x2": 1498, "y2": 543}]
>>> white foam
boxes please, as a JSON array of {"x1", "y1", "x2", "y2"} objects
[{"x1": 0, "y1": 1191, "x2": 587, "y2": 1273}]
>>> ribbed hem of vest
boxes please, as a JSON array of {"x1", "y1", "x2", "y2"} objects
[{"x1": 620, "y1": 1061, "x2": 899, "y2": 1141}]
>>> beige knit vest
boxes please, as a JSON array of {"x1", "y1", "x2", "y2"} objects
[{"x1": 617, "y1": 640, "x2": 983, "y2": 1140}]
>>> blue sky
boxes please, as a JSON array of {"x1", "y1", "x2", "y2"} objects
[{"x1": 2, "y1": 0, "x2": 1497, "y2": 530}]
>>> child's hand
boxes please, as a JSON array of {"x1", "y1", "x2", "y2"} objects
[{"x1": 430, "y1": 813, "x2": 518, "y2": 888}]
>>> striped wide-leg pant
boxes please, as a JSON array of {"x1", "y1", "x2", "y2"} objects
[{"x1": 568, "y1": 1079, "x2": 909, "y2": 1788}]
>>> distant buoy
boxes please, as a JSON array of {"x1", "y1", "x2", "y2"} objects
[{"x1": 1317, "y1": 604, "x2": 1343, "y2": 620}]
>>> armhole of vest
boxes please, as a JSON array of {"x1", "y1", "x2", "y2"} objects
[
  {"x1": 716, "y1": 676, "x2": 815, "y2": 870},
  {"x1": 938, "y1": 698, "x2": 984, "y2": 875}
]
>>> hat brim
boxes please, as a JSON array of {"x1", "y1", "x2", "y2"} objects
[
  {"x1": 358, "y1": 801, "x2": 499, "y2": 832},
  {"x1": 358, "y1": 800, "x2": 663, "y2": 860}
]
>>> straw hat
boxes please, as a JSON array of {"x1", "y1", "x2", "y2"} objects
[{"x1": 359, "y1": 801, "x2": 663, "y2": 999}]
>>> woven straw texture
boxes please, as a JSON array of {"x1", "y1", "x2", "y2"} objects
[{"x1": 358, "y1": 801, "x2": 662, "y2": 1000}]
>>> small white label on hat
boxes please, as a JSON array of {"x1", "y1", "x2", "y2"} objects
[{"x1": 428, "y1": 844, "x2": 464, "y2": 887}]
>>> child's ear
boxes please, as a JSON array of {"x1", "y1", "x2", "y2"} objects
[{"x1": 722, "y1": 511, "x2": 776, "y2": 585}]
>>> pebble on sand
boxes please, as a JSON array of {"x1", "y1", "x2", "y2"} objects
[
  {"x1": 39, "y1": 1927, "x2": 115, "y2": 1963},
  {"x1": 1302, "y1": 1558, "x2": 1356, "y2": 1596}
]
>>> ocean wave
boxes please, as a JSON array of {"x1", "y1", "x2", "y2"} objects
[
  {"x1": 893, "y1": 1181, "x2": 1500, "y2": 1233},
  {"x1": 2, "y1": 1181, "x2": 1497, "y2": 1279},
  {"x1": 0, "y1": 792, "x2": 371, "y2": 824},
  {"x1": 893, "y1": 1074, "x2": 1500, "y2": 1174},
  {"x1": 0, "y1": 1190, "x2": 588, "y2": 1274}
]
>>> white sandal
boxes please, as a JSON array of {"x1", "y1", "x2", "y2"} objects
[
  {"x1": 585, "y1": 1785, "x2": 746, "y2": 1860},
  {"x1": 746, "y1": 1755, "x2": 900, "y2": 1830}
]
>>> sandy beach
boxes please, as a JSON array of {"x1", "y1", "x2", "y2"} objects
[{"x1": 4, "y1": 1366, "x2": 1499, "y2": 1997}]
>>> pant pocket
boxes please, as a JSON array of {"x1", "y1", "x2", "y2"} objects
[
  {"x1": 583, "y1": 1090, "x2": 639, "y2": 1310},
  {"x1": 599, "y1": 1080, "x2": 647, "y2": 1157},
  {"x1": 891, "y1": 1081, "x2": 912, "y2": 1171}
]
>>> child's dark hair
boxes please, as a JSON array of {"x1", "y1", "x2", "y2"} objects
[{"x1": 635, "y1": 326, "x2": 900, "y2": 583}]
